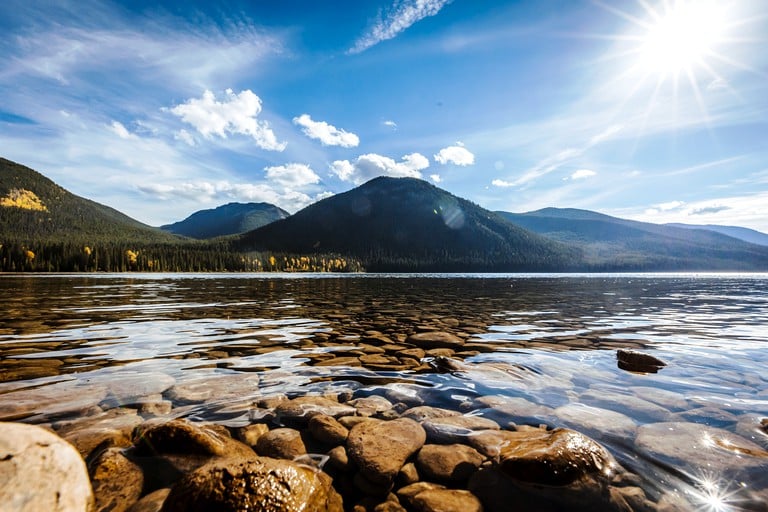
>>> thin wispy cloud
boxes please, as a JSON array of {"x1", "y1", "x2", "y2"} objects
[
  {"x1": 293, "y1": 114, "x2": 360, "y2": 147},
  {"x1": 349, "y1": 0, "x2": 453, "y2": 54}
]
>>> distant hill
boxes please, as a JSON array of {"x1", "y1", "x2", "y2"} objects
[
  {"x1": 497, "y1": 207, "x2": 768, "y2": 270},
  {"x1": 666, "y1": 223, "x2": 768, "y2": 247},
  {"x1": 0, "y1": 157, "x2": 182, "y2": 244},
  {"x1": 161, "y1": 202, "x2": 288, "y2": 239},
  {"x1": 237, "y1": 177, "x2": 581, "y2": 271}
]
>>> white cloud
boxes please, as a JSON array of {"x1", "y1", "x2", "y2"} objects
[
  {"x1": 349, "y1": 0, "x2": 453, "y2": 54},
  {"x1": 383, "y1": 120, "x2": 398, "y2": 130},
  {"x1": 491, "y1": 179, "x2": 514, "y2": 188},
  {"x1": 137, "y1": 180, "x2": 323, "y2": 213},
  {"x1": 174, "y1": 129, "x2": 196, "y2": 146},
  {"x1": 264, "y1": 163, "x2": 320, "y2": 188},
  {"x1": 331, "y1": 152, "x2": 430, "y2": 184},
  {"x1": 430, "y1": 174, "x2": 442, "y2": 183},
  {"x1": 569, "y1": 169, "x2": 596, "y2": 180},
  {"x1": 292, "y1": 114, "x2": 359, "y2": 147},
  {"x1": 168, "y1": 89, "x2": 286, "y2": 151},
  {"x1": 434, "y1": 143, "x2": 475, "y2": 166},
  {"x1": 108, "y1": 121, "x2": 137, "y2": 140}
]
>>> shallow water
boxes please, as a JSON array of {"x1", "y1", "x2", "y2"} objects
[{"x1": 1, "y1": 273, "x2": 767, "y2": 509}]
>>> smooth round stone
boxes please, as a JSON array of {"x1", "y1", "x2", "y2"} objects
[
  {"x1": 497, "y1": 427, "x2": 621, "y2": 486},
  {"x1": 0, "y1": 381, "x2": 108, "y2": 421},
  {"x1": 166, "y1": 374, "x2": 260, "y2": 403},
  {"x1": 105, "y1": 372, "x2": 176, "y2": 403},
  {"x1": 635, "y1": 422, "x2": 768, "y2": 476},
  {"x1": 347, "y1": 418, "x2": 426, "y2": 485},
  {"x1": 161, "y1": 457, "x2": 343, "y2": 512},
  {"x1": 416, "y1": 443, "x2": 484, "y2": 483},
  {"x1": 0, "y1": 422, "x2": 94, "y2": 511},
  {"x1": 410, "y1": 489, "x2": 483, "y2": 512},
  {"x1": 629, "y1": 386, "x2": 688, "y2": 411},
  {"x1": 132, "y1": 419, "x2": 254, "y2": 458},
  {"x1": 89, "y1": 447, "x2": 144, "y2": 512},
  {"x1": 309, "y1": 414, "x2": 349, "y2": 445},
  {"x1": 274, "y1": 396, "x2": 356, "y2": 424},
  {"x1": 553, "y1": 403, "x2": 636, "y2": 440},
  {"x1": 57, "y1": 408, "x2": 143, "y2": 459},
  {"x1": 421, "y1": 415, "x2": 500, "y2": 444},
  {"x1": 346, "y1": 395, "x2": 394, "y2": 417},
  {"x1": 473, "y1": 395, "x2": 554, "y2": 425},
  {"x1": 580, "y1": 389, "x2": 671, "y2": 422},
  {"x1": 401, "y1": 406, "x2": 461, "y2": 422},
  {"x1": 235, "y1": 423, "x2": 270, "y2": 447},
  {"x1": 405, "y1": 332, "x2": 465, "y2": 349},
  {"x1": 256, "y1": 427, "x2": 307, "y2": 460}
]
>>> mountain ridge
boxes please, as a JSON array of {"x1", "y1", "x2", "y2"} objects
[{"x1": 161, "y1": 202, "x2": 289, "y2": 239}]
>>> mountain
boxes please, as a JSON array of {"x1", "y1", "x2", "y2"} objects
[
  {"x1": 666, "y1": 223, "x2": 768, "y2": 247},
  {"x1": 237, "y1": 177, "x2": 581, "y2": 271},
  {"x1": 0, "y1": 157, "x2": 182, "y2": 244},
  {"x1": 497, "y1": 207, "x2": 768, "y2": 270},
  {"x1": 161, "y1": 202, "x2": 288, "y2": 239}
]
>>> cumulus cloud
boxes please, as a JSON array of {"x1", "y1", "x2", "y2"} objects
[
  {"x1": 331, "y1": 152, "x2": 430, "y2": 184},
  {"x1": 434, "y1": 142, "x2": 475, "y2": 166},
  {"x1": 168, "y1": 89, "x2": 286, "y2": 151},
  {"x1": 349, "y1": 0, "x2": 452, "y2": 54},
  {"x1": 430, "y1": 174, "x2": 442, "y2": 183},
  {"x1": 569, "y1": 169, "x2": 596, "y2": 180},
  {"x1": 292, "y1": 114, "x2": 359, "y2": 147},
  {"x1": 264, "y1": 163, "x2": 320, "y2": 188},
  {"x1": 137, "y1": 180, "x2": 324, "y2": 213}
]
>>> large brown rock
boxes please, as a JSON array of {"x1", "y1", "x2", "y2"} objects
[
  {"x1": 497, "y1": 427, "x2": 620, "y2": 486},
  {"x1": 132, "y1": 418, "x2": 253, "y2": 458},
  {"x1": 347, "y1": 418, "x2": 426, "y2": 485},
  {"x1": 161, "y1": 457, "x2": 343, "y2": 512},
  {"x1": 416, "y1": 443, "x2": 484, "y2": 483},
  {"x1": 255, "y1": 427, "x2": 307, "y2": 459},
  {"x1": 410, "y1": 489, "x2": 483, "y2": 512},
  {"x1": 0, "y1": 422, "x2": 94, "y2": 511}
]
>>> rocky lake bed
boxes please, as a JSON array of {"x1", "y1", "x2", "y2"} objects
[{"x1": 1, "y1": 274, "x2": 768, "y2": 511}]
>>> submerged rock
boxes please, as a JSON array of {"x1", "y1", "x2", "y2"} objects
[
  {"x1": 416, "y1": 443, "x2": 484, "y2": 483},
  {"x1": 160, "y1": 457, "x2": 343, "y2": 512},
  {"x1": 616, "y1": 349, "x2": 666, "y2": 373},
  {"x1": 0, "y1": 421, "x2": 94, "y2": 511},
  {"x1": 132, "y1": 418, "x2": 253, "y2": 458},
  {"x1": 89, "y1": 447, "x2": 144, "y2": 512},
  {"x1": 406, "y1": 332, "x2": 465, "y2": 349},
  {"x1": 274, "y1": 396, "x2": 356, "y2": 424},
  {"x1": 347, "y1": 417, "x2": 426, "y2": 485}
]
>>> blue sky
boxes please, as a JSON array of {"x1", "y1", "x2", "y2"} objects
[{"x1": 1, "y1": 0, "x2": 767, "y2": 231}]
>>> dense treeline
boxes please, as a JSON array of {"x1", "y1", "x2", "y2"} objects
[{"x1": 0, "y1": 240, "x2": 363, "y2": 273}]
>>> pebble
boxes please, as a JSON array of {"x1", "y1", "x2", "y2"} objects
[
  {"x1": 256, "y1": 427, "x2": 307, "y2": 459},
  {"x1": 416, "y1": 443, "x2": 484, "y2": 483},
  {"x1": 347, "y1": 417, "x2": 426, "y2": 485},
  {"x1": 309, "y1": 414, "x2": 349, "y2": 445}
]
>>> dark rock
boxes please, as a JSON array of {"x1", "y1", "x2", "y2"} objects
[
  {"x1": 160, "y1": 457, "x2": 343, "y2": 512},
  {"x1": 235, "y1": 422, "x2": 270, "y2": 447},
  {"x1": 416, "y1": 443, "x2": 484, "y2": 483},
  {"x1": 616, "y1": 349, "x2": 666, "y2": 373},
  {"x1": 347, "y1": 418, "x2": 426, "y2": 485},
  {"x1": 327, "y1": 445, "x2": 350, "y2": 472},
  {"x1": 0, "y1": 421, "x2": 94, "y2": 511}
]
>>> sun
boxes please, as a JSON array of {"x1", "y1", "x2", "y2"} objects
[{"x1": 637, "y1": 0, "x2": 727, "y2": 76}]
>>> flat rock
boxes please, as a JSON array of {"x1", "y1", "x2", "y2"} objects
[
  {"x1": 0, "y1": 421, "x2": 94, "y2": 511},
  {"x1": 553, "y1": 403, "x2": 636, "y2": 440},
  {"x1": 401, "y1": 406, "x2": 461, "y2": 422},
  {"x1": 89, "y1": 447, "x2": 144, "y2": 512},
  {"x1": 275, "y1": 396, "x2": 356, "y2": 424},
  {"x1": 416, "y1": 443, "x2": 484, "y2": 483},
  {"x1": 421, "y1": 415, "x2": 500, "y2": 444},
  {"x1": 347, "y1": 395, "x2": 394, "y2": 417},
  {"x1": 406, "y1": 332, "x2": 465, "y2": 349},
  {"x1": 580, "y1": 389, "x2": 671, "y2": 422},
  {"x1": 347, "y1": 418, "x2": 426, "y2": 485},
  {"x1": 629, "y1": 386, "x2": 688, "y2": 411},
  {"x1": 256, "y1": 427, "x2": 307, "y2": 459},
  {"x1": 0, "y1": 381, "x2": 108, "y2": 421},
  {"x1": 411, "y1": 489, "x2": 483, "y2": 512},
  {"x1": 161, "y1": 457, "x2": 343, "y2": 512},
  {"x1": 473, "y1": 395, "x2": 553, "y2": 425},
  {"x1": 104, "y1": 372, "x2": 176, "y2": 404},
  {"x1": 167, "y1": 374, "x2": 260, "y2": 404}
]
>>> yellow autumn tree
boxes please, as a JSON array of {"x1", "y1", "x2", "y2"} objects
[
  {"x1": 25, "y1": 250, "x2": 35, "y2": 262},
  {"x1": 0, "y1": 189, "x2": 48, "y2": 211},
  {"x1": 125, "y1": 250, "x2": 139, "y2": 267},
  {"x1": 83, "y1": 246, "x2": 92, "y2": 256}
]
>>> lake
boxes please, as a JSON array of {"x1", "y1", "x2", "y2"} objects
[{"x1": 1, "y1": 273, "x2": 767, "y2": 510}]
